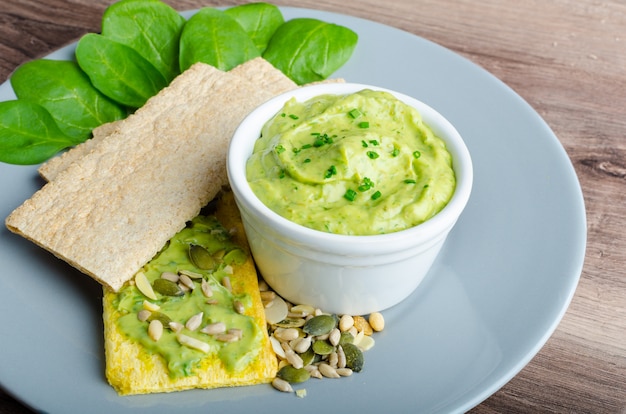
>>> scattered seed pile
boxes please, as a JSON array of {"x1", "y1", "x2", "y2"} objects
[{"x1": 258, "y1": 279, "x2": 384, "y2": 396}]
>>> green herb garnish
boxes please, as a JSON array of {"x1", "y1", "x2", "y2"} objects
[{"x1": 344, "y1": 189, "x2": 357, "y2": 201}]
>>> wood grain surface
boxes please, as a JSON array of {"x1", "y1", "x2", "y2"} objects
[{"x1": 1, "y1": 0, "x2": 625, "y2": 413}]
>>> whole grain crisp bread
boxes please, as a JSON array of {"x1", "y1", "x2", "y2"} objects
[
  {"x1": 38, "y1": 58, "x2": 297, "y2": 182},
  {"x1": 6, "y1": 60, "x2": 298, "y2": 292}
]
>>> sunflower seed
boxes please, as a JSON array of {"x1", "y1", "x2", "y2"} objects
[
  {"x1": 185, "y1": 312, "x2": 203, "y2": 331},
  {"x1": 160, "y1": 271, "x2": 179, "y2": 283},
  {"x1": 177, "y1": 333, "x2": 210, "y2": 353},
  {"x1": 201, "y1": 322, "x2": 226, "y2": 335},
  {"x1": 179, "y1": 273, "x2": 195, "y2": 290},
  {"x1": 201, "y1": 278, "x2": 213, "y2": 298},
  {"x1": 148, "y1": 319, "x2": 163, "y2": 341},
  {"x1": 137, "y1": 309, "x2": 151, "y2": 322},
  {"x1": 272, "y1": 377, "x2": 293, "y2": 393},
  {"x1": 318, "y1": 363, "x2": 340, "y2": 378}
]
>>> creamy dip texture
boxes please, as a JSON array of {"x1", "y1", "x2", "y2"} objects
[{"x1": 246, "y1": 89, "x2": 456, "y2": 235}]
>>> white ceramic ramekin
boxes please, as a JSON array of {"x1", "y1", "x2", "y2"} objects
[{"x1": 227, "y1": 83, "x2": 472, "y2": 315}]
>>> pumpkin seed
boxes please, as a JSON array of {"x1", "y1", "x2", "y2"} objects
[
  {"x1": 277, "y1": 365, "x2": 311, "y2": 383},
  {"x1": 302, "y1": 314, "x2": 336, "y2": 336},
  {"x1": 312, "y1": 339, "x2": 334, "y2": 356},
  {"x1": 152, "y1": 278, "x2": 184, "y2": 296},
  {"x1": 274, "y1": 318, "x2": 306, "y2": 329},
  {"x1": 189, "y1": 244, "x2": 216, "y2": 270},
  {"x1": 342, "y1": 343, "x2": 364, "y2": 372},
  {"x1": 298, "y1": 347, "x2": 316, "y2": 366},
  {"x1": 339, "y1": 331, "x2": 354, "y2": 346},
  {"x1": 147, "y1": 311, "x2": 172, "y2": 327}
]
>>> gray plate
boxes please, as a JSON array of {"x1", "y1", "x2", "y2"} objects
[{"x1": 0, "y1": 7, "x2": 586, "y2": 414}]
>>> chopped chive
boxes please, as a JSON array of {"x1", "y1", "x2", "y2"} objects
[
  {"x1": 281, "y1": 113, "x2": 286, "y2": 117},
  {"x1": 371, "y1": 191, "x2": 382, "y2": 200},
  {"x1": 369, "y1": 139, "x2": 379, "y2": 146},
  {"x1": 275, "y1": 145, "x2": 286, "y2": 154},
  {"x1": 289, "y1": 114, "x2": 299, "y2": 120},
  {"x1": 324, "y1": 165, "x2": 337, "y2": 179},
  {"x1": 358, "y1": 121, "x2": 369, "y2": 129},
  {"x1": 313, "y1": 138, "x2": 324, "y2": 147},
  {"x1": 423, "y1": 184, "x2": 429, "y2": 189},
  {"x1": 358, "y1": 177, "x2": 374, "y2": 192},
  {"x1": 404, "y1": 179, "x2": 417, "y2": 184},
  {"x1": 304, "y1": 158, "x2": 311, "y2": 163},
  {"x1": 278, "y1": 169, "x2": 286, "y2": 179},
  {"x1": 301, "y1": 144, "x2": 312, "y2": 149},
  {"x1": 391, "y1": 148, "x2": 400, "y2": 157},
  {"x1": 348, "y1": 108, "x2": 362, "y2": 119},
  {"x1": 311, "y1": 132, "x2": 321, "y2": 136},
  {"x1": 366, "y1": 151, "x2": 379, "y2": 159},
  {"x1": 413, "y1": 150, "x2": 421, "y2": 159},
  {"x1": 344, "y1": 189, "x2": 357, "y2": 201},
  {"x1": 361, "y1": 140, "x2": 368, "y2": 148},
  {"x1": 293, "y1": 147, "x2": 301, "y2": 154}
]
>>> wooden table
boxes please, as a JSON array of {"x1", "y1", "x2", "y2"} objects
[{"x1": 1, "y1": 1, "x2": 624, "y2": 412}]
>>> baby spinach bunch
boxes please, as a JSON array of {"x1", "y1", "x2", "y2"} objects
[{"x1": 0, "y1": 1, "x2": 358, "y2": 165}]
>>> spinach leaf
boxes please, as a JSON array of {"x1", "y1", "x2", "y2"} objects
[
  {"x1": 10, "y1": 59, "x2": 126, "y2": 142},
  {"x1": 102, "y1": 0, "x2": 186, "y2": 83},
  {"x1": 263, "y1": 18, "x2": 358, "y2": 85},
  {"x1": 224, "y1": 3, "x2": 284, "y2": 53},
  {"x1": 179, "y1": 8, "x2": 260, "y2": 72},
  {"x1": 0, "y1": 100, "x2": 78, "y2": 165},
  {"x1": 76, "y1": 33, "x2": 168, "y2": 109}
]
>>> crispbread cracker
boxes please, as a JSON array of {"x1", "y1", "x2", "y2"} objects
[
  {"x1": 104, "y1": 191, "x2": 277, "y2": 395},
  {"x1": 6, "y1": 61, "x2": 298, "y2": 292},
  {"x1": 38, "y1": 58, "x2": 297, "y2": 181}
]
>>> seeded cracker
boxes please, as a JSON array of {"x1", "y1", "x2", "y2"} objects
[
  {"x1": 5, "y1": 61, "x2": 297, "y2": 292},
  {"x1": 38, "y1": 57, "x2": 297, "y2": 182},
  {"x1": 103, "y1": 191, "x2": 278, "y2": 395}
]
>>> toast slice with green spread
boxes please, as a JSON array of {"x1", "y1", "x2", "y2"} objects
[{"x1": 103, "y1": 191, "x2": 278, "y2": 395}]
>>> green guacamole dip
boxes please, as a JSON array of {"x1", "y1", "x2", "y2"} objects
[
  {"x1": 112, "y1": 215, "x2": 263, "y2": 378},
  {"x1": 246, "y1": 89, "x2": 456, "y2": 235}
]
